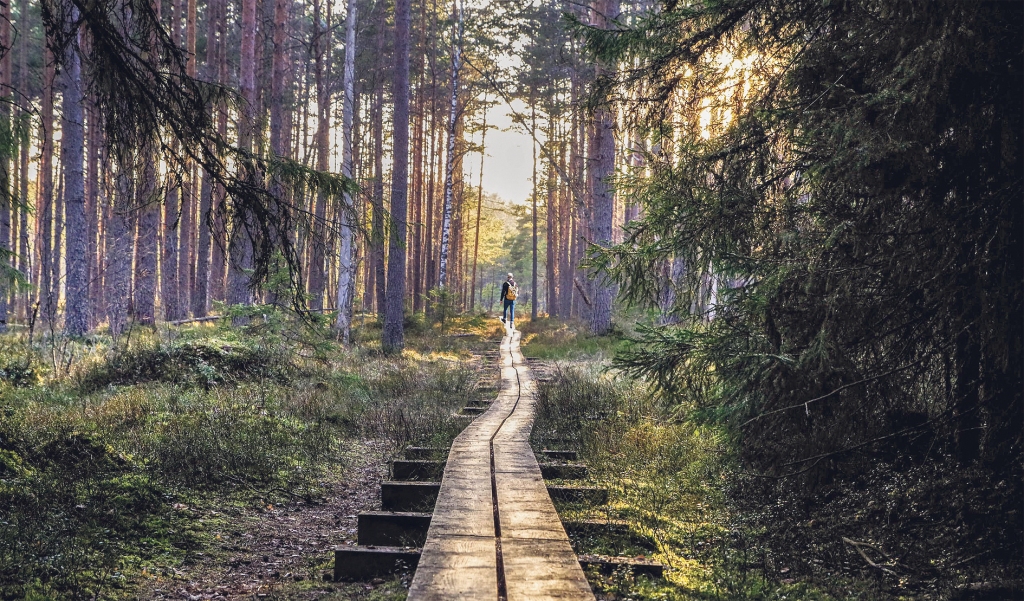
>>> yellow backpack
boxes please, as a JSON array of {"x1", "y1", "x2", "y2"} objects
[{"x1": 506, "y1": 284, "x2": 518, "y2": 301}]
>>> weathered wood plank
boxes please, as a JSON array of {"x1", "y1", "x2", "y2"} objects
[{"x1": 407, "y1": 330, "x2": 594, "y2": 600}]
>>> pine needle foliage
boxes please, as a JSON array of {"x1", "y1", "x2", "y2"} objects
[
  {"x1": 36, "y1": 0, "x2": 358, "y2": 313},
  {"x1": 584, "y1": 0, "x2": 1022, "y2": 479}
]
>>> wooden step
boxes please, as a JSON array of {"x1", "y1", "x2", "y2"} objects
[
  {"x1": 357, "y1": 511, "x2": 431, "y2": 547},
  {"x1": 578, "y1": 554, "x2": 664, "y2": 579},
  {"x1": 460, "y1": 406, "x2": 486, "y2": 415},
  {"x1": 334, "y1": 545, "x2": 420, "y2": 581},
  {"x1": 547, "y1": 485, "x2": 608, "y2": 505},
  {"x1": 392, "y1": 459, "x2": 445, "y2": 481},
  {"x1": 563, "y1": 519, "x2": 632, "y2": 538},
  {"x1": 541, "y1": 462, "x2": 589, "y2": 480},
  {"x1": 542, "y1": 449, "x2": 578, "y2": 461},
  {"x1": 404, "y1": 446, "x2": 447, "y2": 460},
  {"x1": 466, "y1": 398, "x2": 492, "y2": 408},
  {"x1": 381, "y1": 481, "x2": 441, "y2": 512}
]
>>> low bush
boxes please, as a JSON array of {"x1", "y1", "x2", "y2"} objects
[{"x1": 75, "y1": 337, "x2": 293, "y2": 392}]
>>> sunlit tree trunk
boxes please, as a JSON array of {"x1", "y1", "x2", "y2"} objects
[
  {"x1": 469, "y1": 102, "x2": 486, "y2": 311},
  {"x1": 0, "y1": 0, "x2": 10, "y2": 332},
  {"x1": 62, "y1": 8, "x2": 88, "y2": 336},
  {"x1": 194, "y1": 0, "x2": 221, "y2": 318},
  {"x1": 334, "y1": 0, "x2": 358, "y2": 342},
  {"x1": 383, "y1": 0, "x2": 411, "y2": 351},
  {"x1": 162, "y1": 0, "x2": 182, "y2": 322},
  {"x1": 309, "y1": 0, "x2": 330, "y2": 310},
  {"x1": 546, "y1": 117, "x2": 557, "y2": 316},
  {"x1": 229, "y1": 0, "x2": 258, "y2": 316},
  {"x1": 437, "y1": 0, "x2": 462, "y2": 288},
  {"x1": 531, "y1": 100, "x2": 538, "y2": 319},
  {"x1": 587, "y1": 0, "x2": 619, "y2": 334},
  {"x1": 17, "y1": 3, "x2": 29, "y2": 321},
  {"x1": 39, "y1": 45, "x2": 55, "y2": 326},
  {"x1": 177, "y1": 0, "x2": 198, "y2": 316}
]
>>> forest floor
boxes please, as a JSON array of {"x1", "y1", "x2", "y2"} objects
[{"x1": 2, "y1": 312, "x2": 1017, "y2": 600}]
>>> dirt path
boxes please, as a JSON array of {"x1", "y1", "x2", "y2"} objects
[{"x1": 136, "y1": 440, "x2": 392, "y2": 600}]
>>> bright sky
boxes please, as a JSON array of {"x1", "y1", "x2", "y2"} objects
[{"x1": 475, "y1": 99, "x2": 537, "y2": 206}]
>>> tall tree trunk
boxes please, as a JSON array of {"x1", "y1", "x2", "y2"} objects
[
  {"x1": 267, "y1": 0, "x2": 289, "y2": 305},
  {"x1": 62, "y1": 8, "x2": 88, "y2": 335},
  {"x1": 178, "y1": 0, "x2": 198, "y2": 315},
  {"x1": 194, "y1": 0, "x2": 221, "y2": 318},
  {"x1": 531, "y1": 100, "x2": 538, "y2": 320},
  {"x1": 86, "y1": 91, "x2": 102, "y2": 327},
  {"x1": 469, "y1": 102, "x2": 486, "y2": 311},
  {"x1": 107, "y1": 169, "x2": 133, "y2": 340},
  {"x1": 209, "y1": 0, "x2": 229, "y2": 303},
  {"x1": 162, "y1": 0, "x2": 182, "y2": 322},
  {"x1": 546, "y1": 117, "x2": 557, "y2": 317},
  {"x1": 133, "y1": 0, "x2": 162, "y2": 326},
  {"x1": 309, "y1": 0, "x2": 330, "y2": 310},
  {"x1": 39, "y1": 46, "x2": 55, "y2": 327},
  {"x1": 334, "y1": 0, "x2": 358, "y2": 342},
  {"x1": 17, "y1": 7, "x2": 29, "y2": 322},
  {"x1": 383, "y1": 0, "x2": 411, "y2": 352},
  {"x1": 437, "y1": 0, "x2": 462, "y2": 288},
  {"x1": 410, "y1": 0, "x2": 427, "y2": 313},
  {"x1": 229, "y1": 0, "x2": 258, "y2": 315},
  {"x1": 587, "y1": 0, "x2": 618, "y2": 334},
  {"x1": 0, "y1": 0, "x2": 10, "y2": 332},
  {"x1": 369, "y1": 84, "x2": 385, "y2": 313}
]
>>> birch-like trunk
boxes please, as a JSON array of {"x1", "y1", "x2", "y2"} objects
[
  {"x1": 334, "y1": 0, "x2": 358, "y2": 342},
  {"x1": 437, "y1": 0, "x2": 463, "y2": 289},
  {"x1": 62, "y1": 9, "x2": 89, "y2": 335}
]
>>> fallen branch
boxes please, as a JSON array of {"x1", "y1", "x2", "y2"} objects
[{"x1": 843, "y1": 537, "x2": 897, "y2": 575}]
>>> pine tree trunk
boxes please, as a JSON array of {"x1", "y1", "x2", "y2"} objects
[
  {"x1": 178, "y1": 0, "x2": 198, "y2": 315},
  {"x1": 334, "y1": 0, "x2": 358, "y2": 342},
  {"x1": 370, "y1": 84, "x2": 385, "y2": 313},
  {"x1": 383, "y1": 0, "x2": 411, "y2": 352},
  {"x1": 162, "y1": 0, "x2": 182, "y2": 322},
  {"x1": 194, "y1": 0, "x2": 220, "y2": 318},
  {"x1": 437, "y1": 0, "x2": 462, "y2": 289},
  {"x1": 0, "y1": 0, "x2": 10, "y2": 332},
  {"x1": 309, "y1": 0, "x2": 330, "y2": 310},
  {"x1": 469, "y1": 103, "x2": 486, "y2": 312},
  {"x1": 107, "y1": 169, "x2": 133, "y2": 340},
  {"x1": 587, "y1": 0, "x2": 618, "y2": 334},
  {"x1": 546, "y1": 117, "x2": 557, "y2": 317},
  {"x1": 229, "y1": 0, "x2": 258, "y2": 315},
  {"x1": 531, "y1": 100, "x2": 538, "y2": 320},
  {"x1": 62, "y1": 7, "x2": 89, "y2": 335},
  {"x1": 39, "y1": 46, "x2": 55, "y2": 327}
]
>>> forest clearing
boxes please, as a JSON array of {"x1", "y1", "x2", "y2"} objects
[{"x1": 0, "y1": 0, "x2": 1020, "y2": 599}]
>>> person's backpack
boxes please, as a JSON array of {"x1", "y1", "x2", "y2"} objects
[{"x1": 506, "y1": 285, "x2": 518, "y2": 301}]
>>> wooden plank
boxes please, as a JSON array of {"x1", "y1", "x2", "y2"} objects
[{"x1": 408, "y1": 330, "x2": 593, "y2": 600}]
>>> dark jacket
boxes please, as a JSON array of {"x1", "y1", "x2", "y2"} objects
[{"x1": 501, "y1": 280, "x2": 516, "y2": 301}]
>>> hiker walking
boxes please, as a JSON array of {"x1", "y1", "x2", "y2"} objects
[{"x1": 501, "y1": 273, "x2": 518, "y2": 329}]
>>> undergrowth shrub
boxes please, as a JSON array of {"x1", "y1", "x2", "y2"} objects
[
  {"x1": 75, "y1": 337, "x2": 293, "y2": 392},
  {"x1": 359, "y1": 358, "x2": 476, "y2": 452}
]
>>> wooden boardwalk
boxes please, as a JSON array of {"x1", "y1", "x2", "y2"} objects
[{"x1": 407, "y1": 329, "x2": 594, "y2": 600}]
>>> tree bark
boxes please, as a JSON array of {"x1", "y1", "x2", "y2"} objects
[
  {"x1": 531, "y1": 99, "x2": 538, "y2": 320},
  {"x1": 39, "y1": 45, "x2": 55, "y2": 326},
  {"x1": 194, "y1": 0, "x2": 221, "y2": 318},
  {"x1": 334, "y1": 0, "x2": 358, "y2": 342},
  {"x1": 62, "y1": 8, "x2": 89, "y2": 336},
  {"x1": 437, "y1": 0, "x2": 462, "y2": 288},
  {"x1": 309, "y1": 0, "x2": 330, "y2": 310},
  {"x1": 469, "y1": 102, "x2": 486, "y2": 311},
  {"x1": 587, "y1": 0, "x2": 618, "y2": 334},
  {"x1": 383, "y1": 0, "x2": 412, "y2": 352},
  {"x1": 229, "y1": 0, "x2": 259, "y2": 316},
  {"x1": 0, "y1": 0, "x2": 10, "y2": 332}
]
